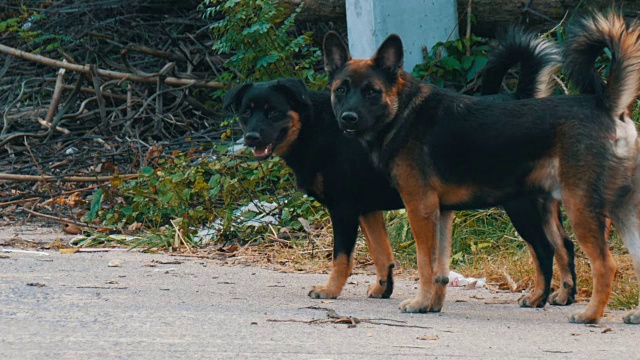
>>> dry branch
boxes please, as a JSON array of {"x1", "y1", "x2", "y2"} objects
[
  {"x1": 45, "y1": 65, "x2": 67, "y2": 123},
  {"x1": 0, "y1": 173, "x2": 137, "y2": 183},
  {"x1": 21, "y1": 208, "x2": 102, "y2": 229},
  {"x1": 0, "y1": 44, "x2": 225, "y2": 89}
]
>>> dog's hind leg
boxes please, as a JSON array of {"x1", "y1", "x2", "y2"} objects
[
  {"x1": 548, "y1": 219, "x2": 578, "y2": 306},
  {"x1": 563, "y1": 192, "x2": 615, "y2": 324},
  {"x1": 611, "y1": 204, "x2": 640, "y2": 324},
  {"x1": 431, "y1": 210, "x2": 454, "y2": 311},
  {"x1": 545, "y1": 200, "x2": 578, "y2": 306},
  {"x1": 360, "y1": 211, "x2": 396, "y2": 298},
  {"x1": 308, "y1": 208, "x2": 359, "y2": 299},
  {"x1": 503, "y1": 196, "x2": 555, "y2": 308}
]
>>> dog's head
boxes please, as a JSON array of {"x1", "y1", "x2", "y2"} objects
[
  {"x1": 223, "y1": 78, "x2": 310, "y2": 160},
  {"x1": 323, "y1": 32, "x2": 404, "y2": 137}
]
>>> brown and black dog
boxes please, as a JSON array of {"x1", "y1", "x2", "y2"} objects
[
  {"x1": 224, "y1": 28, "x2": 578, "y2": 308},
  {"x1": 323, "y1": 12, "x2": 640, "y2": 324}
]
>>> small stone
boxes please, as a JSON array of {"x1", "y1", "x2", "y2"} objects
[{"x1": 108, "y1": 260, "x2": 122, "y2": 267}]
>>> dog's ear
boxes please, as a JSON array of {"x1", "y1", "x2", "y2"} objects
[
  {"x1": 271, "y1": 78, "x2": 311, "y2": 107},
  {"x1": 223, "y1": 83, "x2": 253, "y2": 113},
  {"x1": 323, "y1": 31, "x2": 351, "y2": 78},
  {"x1": 373, "y1": 34, "x2": 404, "y2": 76}
]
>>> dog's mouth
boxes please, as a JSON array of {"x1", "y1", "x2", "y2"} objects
[
  {"x1": 252, "y1": 143, "x2": 274, "y2": 160},
  {"x1": 342, "y1": 128, "x2": 358, "y2": 136},
  {"x1": 249, "y1": 128, "x2": 288, "y2": 160}
]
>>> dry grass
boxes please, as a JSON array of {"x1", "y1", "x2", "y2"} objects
[{"x1": 456, "y1": 247, "x2": 639, "y2": 310}]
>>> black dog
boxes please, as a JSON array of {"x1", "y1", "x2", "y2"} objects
[{"x1": 224, "y1": 28, "x2": 575, "y2": 307}]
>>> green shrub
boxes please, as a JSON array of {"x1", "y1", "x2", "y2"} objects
[
  {"x1": 412, "y1": 35, "x2": 490, "y2": 90},
  {"x1": 0, "y1": 7, "x2": 70, "y2": 52},
  {"x1": 86, "y1": 147, "x2": 325, "y2": 250},
  {"x1": 201, "y1": 0, "x2": 327, "y2": 90}
]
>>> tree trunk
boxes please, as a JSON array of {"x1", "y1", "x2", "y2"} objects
[
  {"x1": 458, "y1": 0, "x2": 640, "y2": 37},
  {"x1": 280, "y1": 0, "x2": 640, "y2": 37},
  {"x1": 283, "y1": 0, "x2": 346, "y2": 22}
]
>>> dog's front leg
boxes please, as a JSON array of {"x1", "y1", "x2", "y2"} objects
[
  {"x1": 399, "y1": 192, "x2": 441, "y2": 313},
  {"x1": 308, "y1": 207, "x2": 359, "y2": 299},
  {"x1": 360, "y1": 211, "x2": 396, "y2": 298}
]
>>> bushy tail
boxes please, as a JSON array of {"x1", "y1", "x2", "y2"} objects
[
  {"x1": 481, "y1": 26, "x2": 561, "y2": 99},
  {"x1": 564, "y1": 12, "x2": 640, "y2": 118}
]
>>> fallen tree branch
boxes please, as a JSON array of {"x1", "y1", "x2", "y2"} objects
[
  {"x1": 266, "y1": 306, "x2": 435, "y2": 329},
  {"x1": 0, "y1": 197, "x2": 41, "y2": 207},
  {"x1": 0, "y1": 132, "x2": 48, "y2": 147},
  {"x1": 0, "y1": 43, "x2": 225, "y2": 89},
  {"x1": 45, "y1": 65, "x2": 67, "y2": 124},
  {"x1": 21, "y1": 208, "x2": 102, "y2": 229},
  {"x1": 0, "y1": 173, "x2": 137, "y2": 182}
]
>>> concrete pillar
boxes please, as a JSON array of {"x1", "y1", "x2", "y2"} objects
[{"x1": 346, "y1": 0, "x2": 459, "y2": 72}]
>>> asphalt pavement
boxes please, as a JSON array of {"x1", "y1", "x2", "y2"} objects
[{"x1": 1, "y1": 248, "x2": 640, "y2": 359}]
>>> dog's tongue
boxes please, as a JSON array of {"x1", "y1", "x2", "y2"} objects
[{"x1": 253, "y1": 146, "x2": 270, "y2": 157}]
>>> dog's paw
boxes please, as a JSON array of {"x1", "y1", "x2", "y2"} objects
[
  {"x1": 367, "y1": 283, "x2": 388, "y2": 298},
  {"x1": 549, "y1": 283, "x2": 576, "y2": 306},
  {"x1": 399, "y1": 296, "x2": 440, "y2": 313},
  {"x1": 623, "y1": 309, "x2": 640, "y2": 324},
  {"x1": 518, "y1": 291, "x2": 547, "y2": 308},
  {"x1": 367, "y1": 277, "x2": 393, "y2": 299},
  {"x1": 549, "y1": 288, "x2": 575, "y2": 306},
  {"x1": 569, "y1": 309, "x2": 600, "y2": 324},
  {"x1": 308, "y1": 285, "x2": 339, "y2": 299}
]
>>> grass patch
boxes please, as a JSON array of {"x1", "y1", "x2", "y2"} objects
[{"x1": 384, "y1": 208, "x2": 638, "y2": 310}]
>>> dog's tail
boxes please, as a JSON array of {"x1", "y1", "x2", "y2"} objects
[
  {"x1": 481, "y1": 27, "x2": 561, "y2": 99},
  {"x1": 565, "y1": 12, "x2": 640, "y2": 119}
]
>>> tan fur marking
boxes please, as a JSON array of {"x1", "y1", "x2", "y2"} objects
[
  {"x1": 545, "y1": 200, "x2": 575, "y2": 305},
  {"x1": 392, "y1": 152, "x2": 441, "y2": 312},
  {"x1": 527, "y1": 158, "x2": 561, "y2": 197},
  {"x1": 273, "y1": 110, "x2": 301, "y2": 156},
  {"x1": 309, "y1": 253, "x2": 353, "y2": 299},
  {"x1": 563, "y1": 192, "x2": 616, "y2": 323},
  {"x1": 359, "y1": 211, "x2": 395, "y2": 298},
  {"x1": 519, "y1": 242, "x2": 546, "y2": 307},
  {"x1": 348, "y1": 59, "x2": 374, "y2": 73},
  {"x1": 432, "y1": 181, "x2": 474, "y2": 206}
]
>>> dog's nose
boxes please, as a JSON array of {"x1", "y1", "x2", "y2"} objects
[
  {"x1": 244, "y1": 132, "x2": 261, "y2": 145},
  {"x1": 341, "y1": 112, "x2": 359, "y2": 124}
]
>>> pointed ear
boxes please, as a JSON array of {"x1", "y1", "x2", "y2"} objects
[
  {"x1": 373, "y1": 34, "x2": 404, "y2": 75},
  {"x1": 271, "y1": 78, "x2": 311, "y2": 107},
  {"x1": 223, "y1": 83, "x2": 253, "y2": 113},
  {"x1": 323, "y1": 31, "x2": 351, "y2": 78}
]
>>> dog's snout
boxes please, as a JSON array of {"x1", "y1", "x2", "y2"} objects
[
  {"x1": 341, "y1": 112, "x2": 359, "y2": 124},
  {"x1": 244, "y1": 132, "x2": 262, "y2": 145}
]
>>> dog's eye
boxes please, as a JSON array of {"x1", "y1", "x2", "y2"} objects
[
  {"x1": 365, "y1": 88, "x2": 379, "y2": 98},
  {"x1": 268, "y1": 110, "x2": 279, "y2": 119},
  {"x1": 335, "y1": 86, "x2": 347, "y2": 95}
]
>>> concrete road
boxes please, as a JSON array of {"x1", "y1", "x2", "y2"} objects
[{"x1": 1, "y1": 249, "x2": 639, "y2": 359}]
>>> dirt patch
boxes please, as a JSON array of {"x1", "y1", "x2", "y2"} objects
[{"x1": 0, "y1": 220, "x2": 76, "y2": 249}]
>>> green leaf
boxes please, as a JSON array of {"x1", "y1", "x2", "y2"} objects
[
  {"x1": 461, "y1": 56, "x2": 473, "y2": 70},
  {"x1": 439, "y1": 56, "x2": 461, "y2": 71},
  {"x1": 466, "y1": 56, "x2": 488, "y2": 81},
  {"x1": 141, "y1": 166, "x2": 154, "y2": 176},
  {"x1": 84, "y1": 189, "x2": 104, "y2": 222}
]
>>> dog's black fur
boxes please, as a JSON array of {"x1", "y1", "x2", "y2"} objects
[
  {"x1": 224, "y1": 27, "x2": 576, "y2": 305},
  {"x1": 324, "y1": 12, "x2": 640, "y2": 324}
]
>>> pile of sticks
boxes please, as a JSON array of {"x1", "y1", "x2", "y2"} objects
[{"x1": 0, "y1": 1, "x2": 228, "y2": 202}]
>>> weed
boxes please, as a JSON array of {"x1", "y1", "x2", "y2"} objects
[
  {"x1": 201, "y1": 0, "x2": 327, "y2": 91},
  {"x1": 412, "y1": 34, "x2": 490, "y2": 91},
  {"x1": 0, "y1": 7, "x2": 70, "y2": 52}
]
